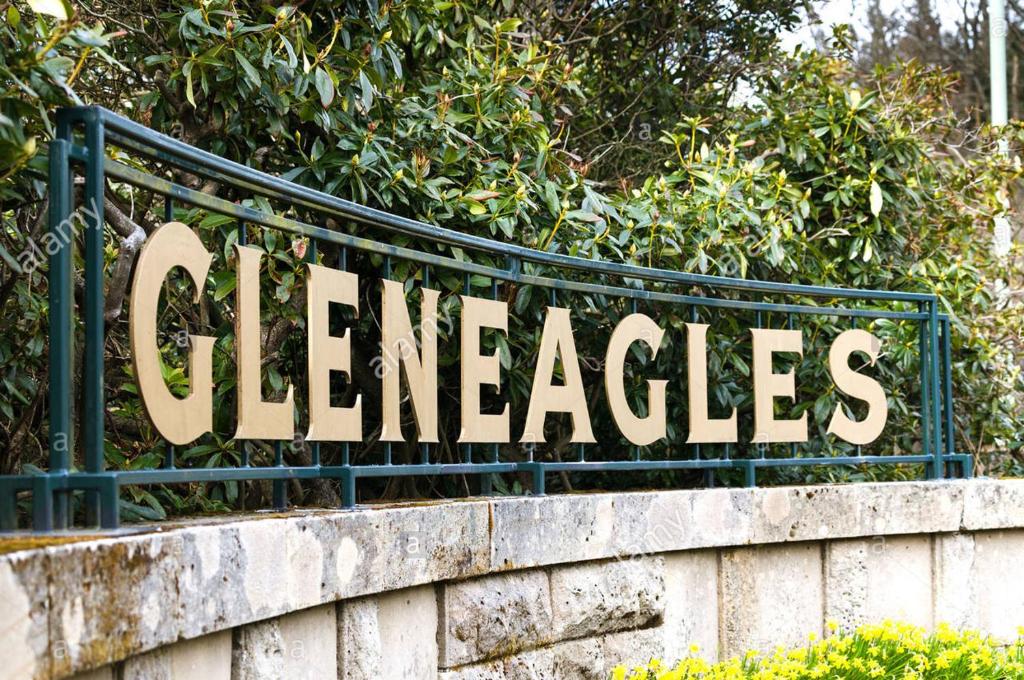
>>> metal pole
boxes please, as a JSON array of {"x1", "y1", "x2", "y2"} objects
[
  {"x1": 990, "y1": 0, "x2": 1012, "y2": 252},
  {"x1": 991, "y1": 0, "x2": 1009, "y2": 129}
]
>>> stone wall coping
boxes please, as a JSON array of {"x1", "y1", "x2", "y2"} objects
[{"x1": 2, "y1": 478, "x2": 1022, "y2": 678}]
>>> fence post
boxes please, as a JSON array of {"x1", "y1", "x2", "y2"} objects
[
  {"x1": 81, "y1": 110, "x2": 111, "y2": 526},
  {"x1": 928, "y1": 299, "x2": 944, "y2": 479},
  {"x1": 41, "y1": 138, "x2": 73, "y2": 530}
]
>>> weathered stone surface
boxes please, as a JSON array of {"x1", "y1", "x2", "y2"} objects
[
  {"x1": 232, "y1": 618, "x2": 284, "y2": 680},
  {"x1": 338, "y1": 597, "x2": 382, "y2": 680},
  {"x1": 438, "y1": 648, "x2": 555, "y2": 680},
  {"x1": 550, "y1": 557, "x2": 664, "y2": 640},
  {"x1": 825, "y1": 536, "x2": 933, "y2": 631},
  {"x1": 933, "y1": 533, "x2": 978, "y2": 629},
  {"x1": 600, "y1": 627, "x2": 665, "y2": 672},
  {"x1": 438, "y1": 659, "x2": 506, "y2": 680},
  {"x1": 122, "y1": 631, "x2": 231, "y2": 680},
  {"x1": 737, "y1": 483, "x2": 963, "y2": 546},
  {"x1": 376, "y1": 586, "x2": 439, "y2": 679},
  {"x1": 68, "y1": 668, "x2": 113, "y2": 680},
  {"x1": 278, "y1": 604, "x2": 337, "y2": 680},
  {"x1": 0, "y1": 550, "x2": 50, "y2": 680},
  {"x1": 0, "y1": 480, "x2": 1014, "y2": 679},
  {"x1": 47, "y1": 532, "x2": 186, "y2": 678},
  {"x1": 720, "y1": 542, "x2": 823, "y2": 656},
  {"x1": 490, "y1": 483, "x2": 965, "y2": 570},
  {"x1": 551, "y1": 637, "x2": 604, "y2": 680},
  {"x1": 962, "y1": 479, "x2": 1024, "y2": 531},
  {"x1": 338, "y1": 586, "x2": 438, "y2": 680},
  {"x1": 489, "y1": 494, "x2": 653, "y2": 571},
  {"x1": 439, "y1": 570, "x2": 552, "y2": 667},
  {"x1": 504, "y1": 648, "x2": 556, "y2": 680},
  {"x1": 661, "y1": 550, "x2": 718, "y2": 663},
  {"x1": 442, "y1": 627, "x2": 663, "y2": 680},
  {"x1": 972, "y1": 530, "x2": 1024, "y2": 640}
]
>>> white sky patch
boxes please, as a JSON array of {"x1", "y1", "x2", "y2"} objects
[{"x1": 780, "y1": 0, "x2": 974, "y2": 51}]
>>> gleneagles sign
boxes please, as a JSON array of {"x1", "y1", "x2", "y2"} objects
[{"x1": 132, "y1": 222, "x2": 888, "y2": 449}]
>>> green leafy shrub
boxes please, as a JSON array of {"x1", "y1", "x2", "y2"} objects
[
  {"x1": 613, "y1": 621, "x2": 1024, "y2": 679},
  {"x1": 1, "y1": 2, "x2": 1023, "y2": 513}
]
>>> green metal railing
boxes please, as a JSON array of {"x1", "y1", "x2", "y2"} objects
[{"x1": 0, "y1": 106, "x2": 971, "y2": 531}]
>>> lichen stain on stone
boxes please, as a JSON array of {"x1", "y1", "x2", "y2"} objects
[
  {"x1": 0, "y1": 534, "x2": 105, "y2": 556},
  {"x1": 50, "y1": 541, "x2": 162, "y2": 676}
]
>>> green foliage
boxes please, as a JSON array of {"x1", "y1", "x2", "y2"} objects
[{"x1": 0, "y1": 1, "x2": 1022, "y2": 512}]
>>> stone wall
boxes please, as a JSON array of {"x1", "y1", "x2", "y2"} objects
[{"x1": 4, "y1": 480, "x2": 1024, "y2": 680}]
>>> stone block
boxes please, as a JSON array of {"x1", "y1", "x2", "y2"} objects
[
  {"x1": 825, "y1": 536, "x2": 933, "y2": 631},
  {"x1": 278, "y1": 604, "x2": 338, "y2": 680},
  {"x1": 231, "y1": 618, "x2": 284, "y2": 680},
  {"x1": 550, "y1": 556, "x2": 664, "y2": 640},
  {"x1": 973, "y1": 530, "x2": 1024, "y2": 641},
  {"x1": 0, "y1": 550, "x2": 50, "y2": 680},
  {"x1": 46, "y1": 532, "x2": 186, "y2": 678},
  {"x1": 376, "y1": 586, "x2": 439, "y2": 678},
  {"x1": 963, "y1": 479, "x2": 1024, "y2": 531},
  {"x1": 438, "y1": 570, "x2": 552, "y2": 667},
  {"x1": 503, "y1": 648, "x2": 555, "y2": 680},
  {"x1": 740, "y1": 483, "x2": 963, "y2": 547},
  {"x1": 661, "y1": 550, "x2": 718, "y2": 663},
  {"x1": 719, "y1": 542, "x2": 823, "y2": 656},
  {"x1": 338, "y1": 597, "x2": 382, "y2": 680},
  {"x1": 122, "y1": 631, "x2": 231, "y2": 680},
  {"x1": 551, "y1": 637, "x2": 604, "y2": 680},
  {"x1": 437, "y1": 648, "x2": 554, "y2": 680},
  {"x1": 600, "y1": 627, "x2": 665, "y2": 673},
  {"x1": 338, "y1": 585, "x2": 438, "y2": 680},
  {"x1": 933, "y1": 533, "x2": 977, "y2": 629},
  {"x1": 489, "y1": 494, "x2": 654, "y2": 570},
  {"x1": 318, "y1": 502, "x2": 491, "y2": 601}
]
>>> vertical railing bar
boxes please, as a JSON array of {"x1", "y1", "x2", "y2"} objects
[
  {"x1": 83, "y1": 115, "x2": 105, "y2": 480},
  {"x1": 237, "y1": 219, "x2": 247, "y2": 473},
  {"x1": 68, "y1": 112, "x2": 109, "y2": 527},
  {"x1": 787, "y1": 312, "x2": 797, "y2": 459},
  {"x1": 42, "y1": 137, "x2": 73, "y2": 531},
  {"x1": 306, "y1": 238, "x2": 319, "y2": 468},
  {"x1": 689, "y1": 305, "x2": 701, "y2": 462},
  {"x1": 942, "y1": 317, "x2": 955, "y2": 456},
  {"x1": 928, "y1": 299, "x2": 943, "y2": 478},
  {"x1": 626, "y1": 290, "x2": 638, "y2": 474},
  {"x1": 383, "y1": 255, "x2": 392, "y2": 467},
  {"x1": 421, "y1": 442, "x2": 429, "y2": 465},
  {"x1": 463, "y1": 272, "x2": 472, "y2": 466},
  {"x1": 163, "y1": 194, "x2": 177, "y2": 472},
  {"x1": 918, "y1": 302, "x2": 933, "y2": 476},
  {"x1": 755, "y1": 310, "x2": 765, "y2": 459},
  {"x1": 273, "y1": 441, "x2": 287, "y2": 509}
]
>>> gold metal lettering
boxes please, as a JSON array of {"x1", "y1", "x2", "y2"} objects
[{"x1": 129, "y1": 222, "x2": 215, "y2": 445}]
